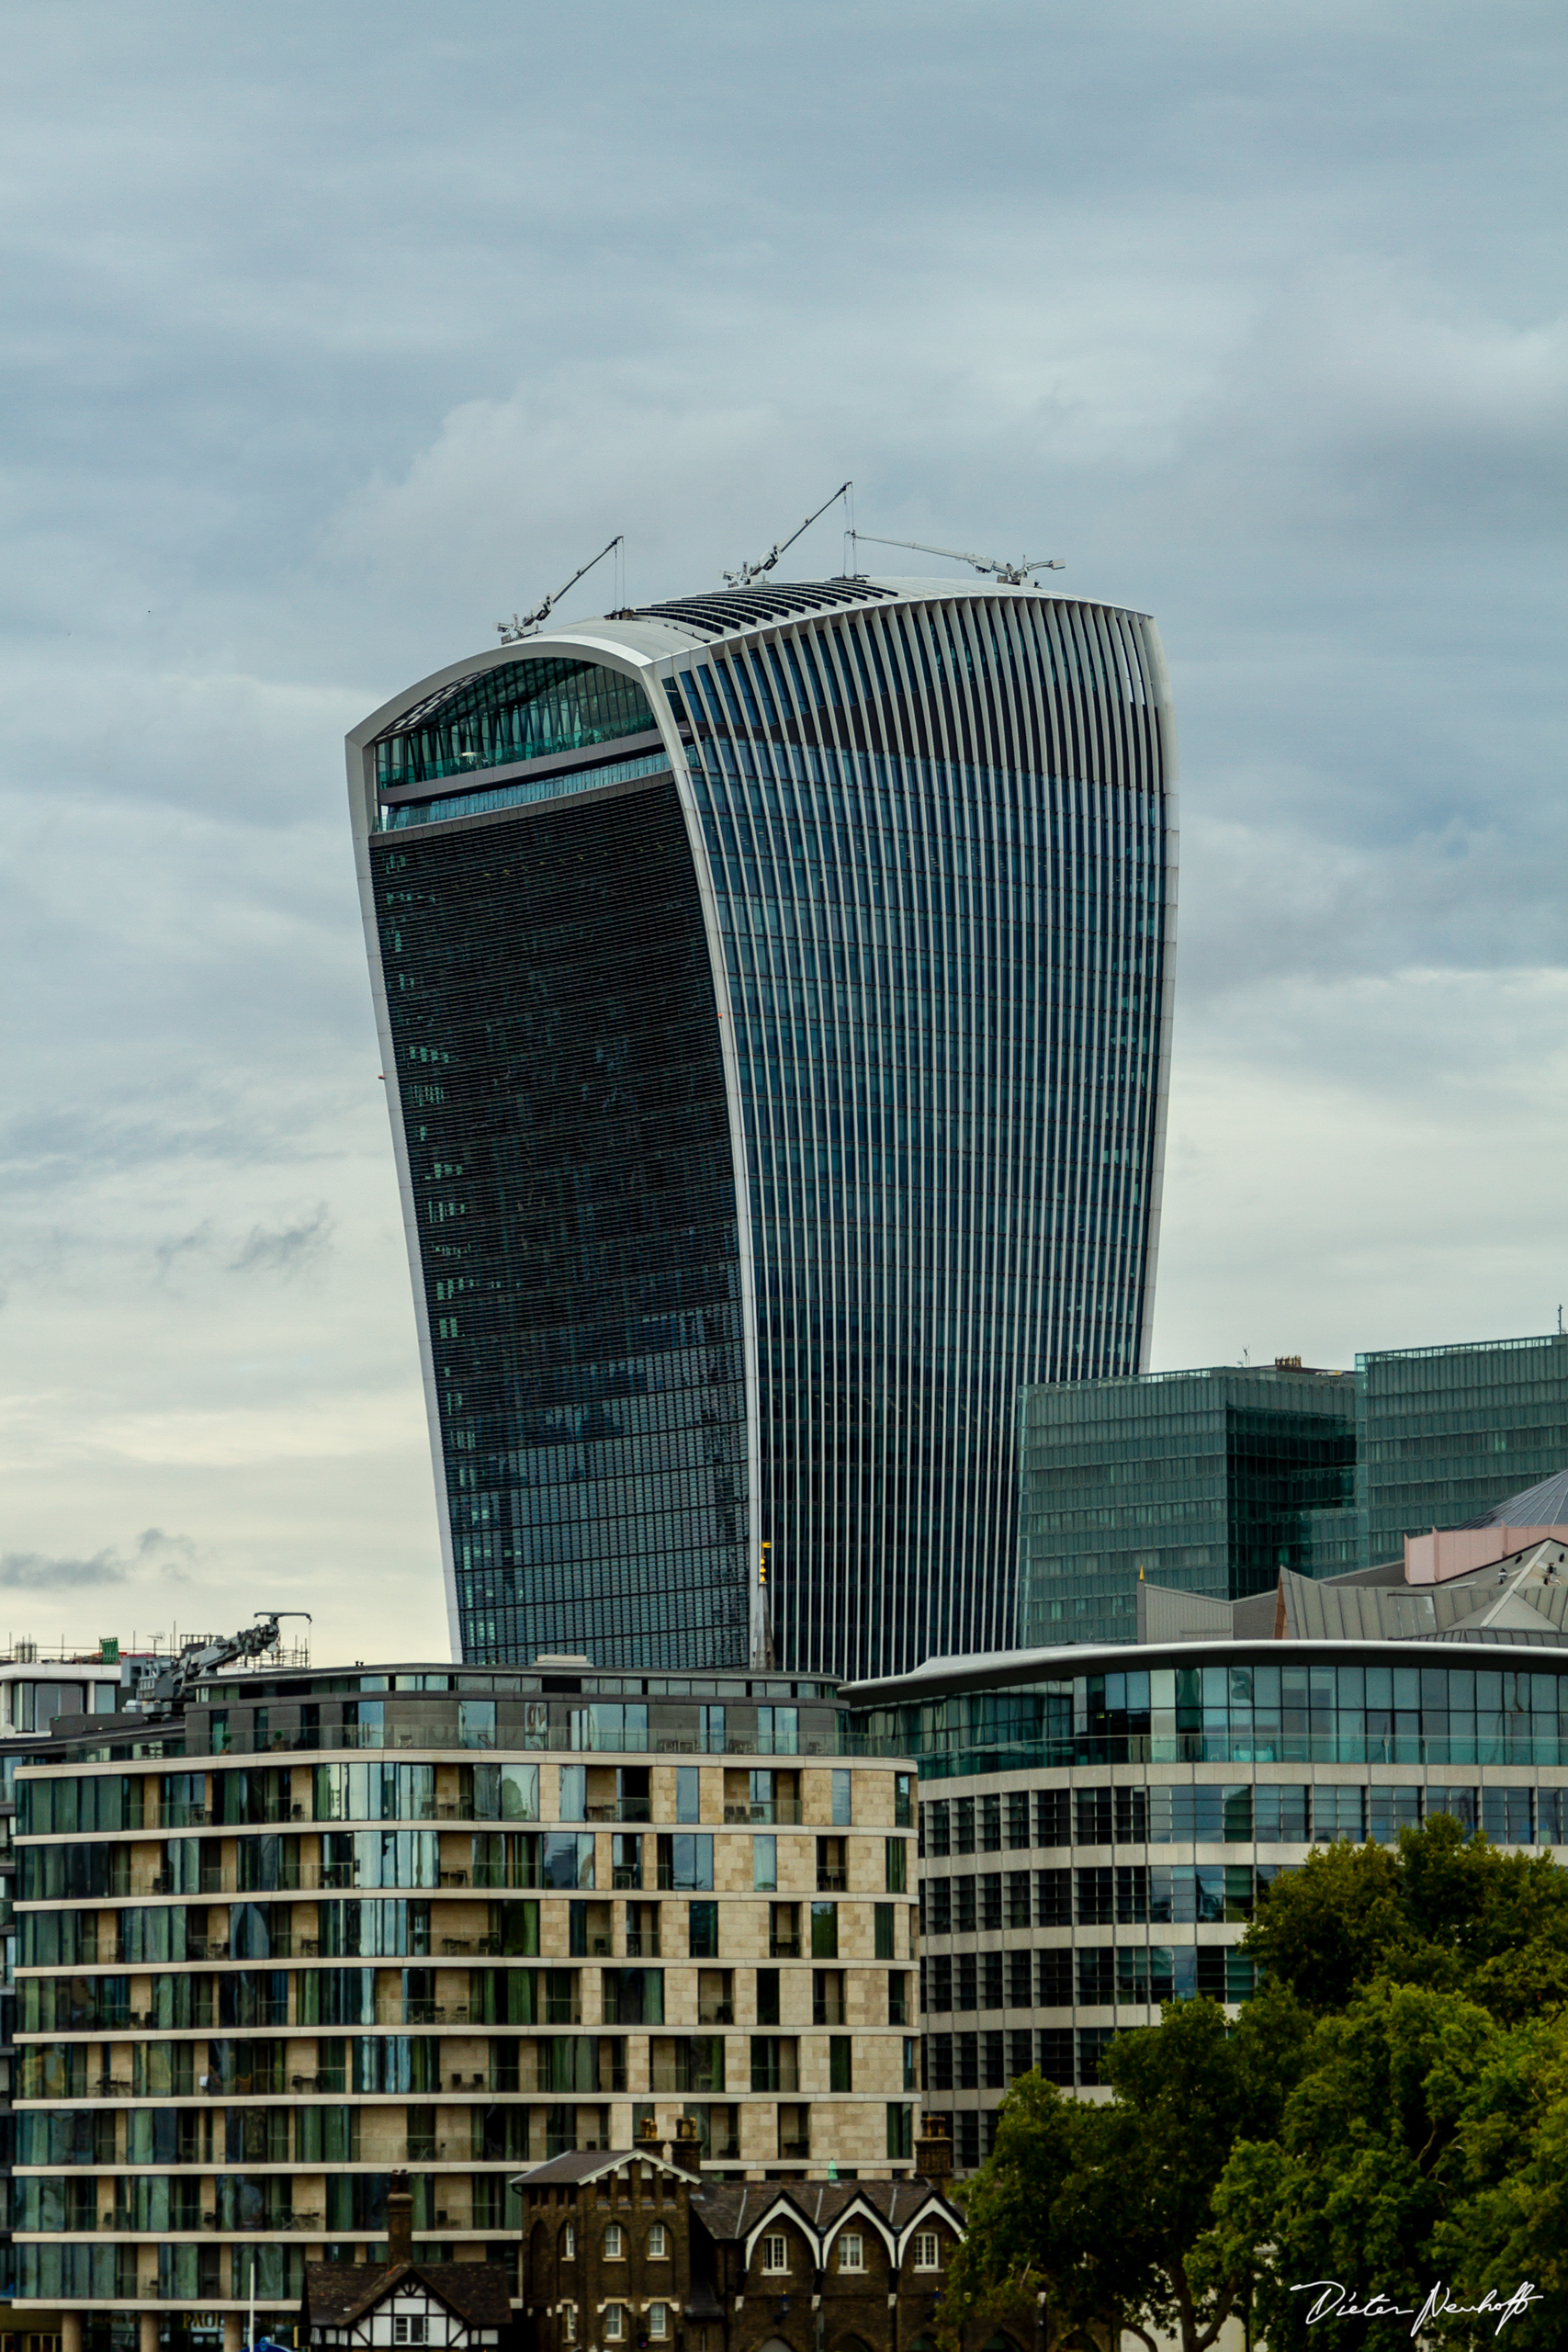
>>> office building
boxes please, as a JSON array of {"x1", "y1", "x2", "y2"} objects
[
  {"x1": 1021, "y1": 1331, "x2": 1568, "y2": 1646},
  {"x1": 1017, "y1": 1362, "x2": 1358, "y2": 1647},
  {"x1": 10, "y1": 1660, "x2": 917, "y2": 2341},
  {"x1": 1357, "y1": 1331, "x2": 1568, "y2": 1567},
  {"x1": 847, "y1": 1535, "x2": 1568, "y2": 2168},
  {"x1": 347, "y1": 575, "x2": 1177, "y2": 1678}
]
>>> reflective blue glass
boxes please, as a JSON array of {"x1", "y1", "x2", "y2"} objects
[{"x1": 355, "y1": 582, "x2": 1175, "y2": 1677}]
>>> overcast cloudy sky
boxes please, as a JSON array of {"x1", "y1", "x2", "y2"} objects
[{"x1": 2, "y1": 3, "x2": 1564, "y2": 1665}]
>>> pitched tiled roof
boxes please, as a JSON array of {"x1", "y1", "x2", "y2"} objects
[
  {"x1": 303, "y1": 2261, "x2": 513, "y2": 2329},
  {"x1": 692, "y1": 2178, "x2": 959, "y2": 2241}
]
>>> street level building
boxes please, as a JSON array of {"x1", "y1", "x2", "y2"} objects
[
  {"x1": 519, "y1": 2124, "x2": 979, "y2": 2352},
  {"x1": 10, "y1": 1662, "x2": 917, "y2": 2344},
  {"x1": 847, "y1": 1543, "x2": 1568, "y2": 2168},
  {"x1": 347, "y1": 575, "x2": 1177, "y2": 1679}
]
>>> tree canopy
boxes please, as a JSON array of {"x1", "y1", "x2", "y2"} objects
[{"x1": 949, "y1": 1819, "x2": 1568, "y2": 2351}]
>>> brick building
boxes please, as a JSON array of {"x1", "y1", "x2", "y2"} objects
[{"x1": 517, "y1": 2121, "x2": 1007, "y2": 2352}]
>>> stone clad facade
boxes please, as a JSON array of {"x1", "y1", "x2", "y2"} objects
[{"x1": 12, "y1": 1665, "x2": 918, "y2": 2339}]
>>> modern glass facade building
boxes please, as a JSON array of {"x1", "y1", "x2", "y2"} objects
[
  {"x1": 348, "y1": 578, "x2": 1177, "y2": 1677},
  {"x1": 1017, "y1": 1364, "x2": 1358, "y2": 1648},
  {"x1": 845, "y1": 1624, "x2": 1568, "y2": 2165},
  {"x1": 1357, "y1": 1331, "x2": 1568, "y2": 1566}
]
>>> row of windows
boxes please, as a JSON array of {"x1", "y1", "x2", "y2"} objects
[
  {"x1": 919, "y1": 1781, "x2": 1545, "y2": 1851},
  {"x1": 922, "y1": 1935, "x2": 1254, "y2": 2016}
]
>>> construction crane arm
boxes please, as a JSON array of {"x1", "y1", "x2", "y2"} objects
[
  {"x1": 724, "y1": 482, "x2": 852, "y2": 589},
  {"x1": 850, "y1": 531, "x2": 1064, "y2": 587},
  {"x1": 498, "y1": 537, "x2": 624, "y2": 644},
  {"x1": 147, "y1": 1611, "x2": 313, "y2": 1710}
]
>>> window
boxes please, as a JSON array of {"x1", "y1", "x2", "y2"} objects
[
  {"x1": 675, "y1": 1766, "x2": 701, "y2": 1824},
  {"x1": 832, "y1": 1769, "x2": 852, "y2": 1826},
  {"x1": 562, "y1": 2312, "x2": 576, "y2": 2343},
  {"x1": 874, "y1": 1903, "x2": 896, "y2": 1960},
  {"x1": 604, "y1": 2224, "x2": 624, "y2": 2260},
  {"x1": 393, "y1": 2324, "x2": 427, "y2": 2346},
  {"x1": 558, "y1": 1764, "x2": 586, "y2": 1821},
  {"x1": 756, "y1": 1967, "x2": 781, "y2": 2026},
  {"x1": 769, "y1": 1905, "x2": 800, "y2": 1960},
  {"x1": 829, "y1": 2037, "x2": 852, "y2": 2092},
  {"x1": 603, "y1": 2308, "x2": 625, "y2": 2342},
  {"x1": 562, "y1": 2223, "x2": 576, "y2": 2259},
  {"x1": 912, "y1": 2233, "x2": 941, "y2": 2270},
  {"x1": 750, "y1": 2036, "x2": 798, "y2": 2092},
  {"x1": 753, "y1": 1836, "x2": 777, "y2": 1893},
  {"x1": 903, "y1": 2036, "x2": 919, "y2": 2091},
  {"x1": 895, "y1": 1773, "x2": 913, "y2": 1829},
  {"x1": 658, "y1": 1834, "x2": 714, "y2": 1891},
  {"x1": 885, "y1": 1839, "x2": 908, "y2": 1894},
  {"x1": 838, "y1": 2233, "x2": 864, "y2": 2272},
  {"x1": 648, "y1": 2307, "x2": 669, "y2": 2340},
  {"x1": 811, "y1": 1901, "x2": 839, "y2": 1959},
  {"x1": 688, "y1": 1901, "x2": 719, "y2": 1959},
  {"x1": 761, "y1": 2235, "x2": 788, "y2": 2274},
  {"x1": 888, "y1": 1971, "x2": 908, "y2": 2027},
  {"x1": 648, "y1": 2224, "x2": 668, "y2": 2259}
]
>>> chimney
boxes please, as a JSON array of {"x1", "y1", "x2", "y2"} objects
[
  {"x1": 667, "y1": 2115, "x2": 703, "y2": 2177},
  {"x1": 914, "y1": 2115, "x2": 953, "y2": 2182},
  {"x1": 386, "y1": 2169, "x2": 414, "y2": 2268}
]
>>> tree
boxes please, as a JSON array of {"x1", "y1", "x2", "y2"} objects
[
  {"x1": 941, "y1": 2071, "x2": 1135, "y2": 2351},
  {"x1": 946, "y1": 1991, "x2": 1311, "y2": 2352},
  {"x1": 1244, "y1": 1815, "x2": 1568, "y2": 2022},
  {"x1": 1205, "y1": 1980, "x2": 1503, "y2": 2350}
]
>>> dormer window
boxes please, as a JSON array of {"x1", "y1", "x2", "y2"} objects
[
  {"x1": 761, "y1": 2235, "x2": 788, "y2": 2274},
  {"x1": 394, "y1": 2323, "x2": 429, "y2": 2346},
  {"x1": 912, "y1": 2232, "x2": 941, "y2": 2270},
  {"x1": 838, "y1": 2233, "x2": 864, "y2": 2271}
]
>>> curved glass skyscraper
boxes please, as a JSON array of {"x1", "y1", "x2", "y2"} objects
[{"x1": 348, "y1": 577, "x2": 1177, "y2": 1679}]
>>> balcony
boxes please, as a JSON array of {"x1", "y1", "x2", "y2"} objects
[
  {"x1": 723, "y1": 1801, "x2": 802, "y2": 1826},
  {"x1": 697, "y1": 2003, "x2": 734, "y2": 2027},
  {"x1": 816, "y1": 1870, "x2": 847, "y2": 1893},
  {"x1": 624, "y1": 1931, "x2": 660, "y2": 1959}
]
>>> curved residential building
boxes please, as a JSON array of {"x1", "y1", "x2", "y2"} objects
[{"x1": 347, "y1": 577, "x2": 1178, "y2": 1677}]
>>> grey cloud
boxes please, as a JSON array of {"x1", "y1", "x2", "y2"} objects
[
  {"x1": 229, "y1": 1204, "x2": 333, "y2": 1278},
  {"x1": 0, "y1": 1527, "x2": 196, "y2": 1590}
]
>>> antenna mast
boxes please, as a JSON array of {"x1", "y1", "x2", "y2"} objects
[
  {"x1": 724, "y1": 482, "x2": 852, "y2": 589},
  {"x1": 849, "y1": 531, "x2": 1064, "y2": 587},
  {"x1": 498, "y1": 536, "x2": 624, "y2": 645}
]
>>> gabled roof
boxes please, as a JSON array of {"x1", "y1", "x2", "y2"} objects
[
  {"x1": 693, "y1": 2176, "x2": 960, "y2": 2249},
  {"x1": 302, "y1": 2262, "x2": 512, "y2": 2330},
  {"x1": 513, "y1": 2149, "x2": 696, "y2": 2190},
  {"x1": 1281, "y1": 1538, "x2": 1568, "y2": 1646}
]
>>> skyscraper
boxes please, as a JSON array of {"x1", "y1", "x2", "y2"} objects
[{"x1": 348, "y1": 576, "x2": 1177, "y2": 1677}]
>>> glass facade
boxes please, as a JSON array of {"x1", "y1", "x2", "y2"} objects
[
  {"x1": 849, "y1": 1654, "x2": 1568, "y2": 1778},
  {"x1": 371, "y1": 781, "x2": 749, "y2": 1668},
  {"x1": 1017, "y1": 1365, "x2": 1357, "y2": 1647},
  {"x1": 1357, "y1": 1331, "x2": 1568, "y2": 1565},
  {"x1": 355, "y1": 579, "x2": 1175, "y2": 1676}
]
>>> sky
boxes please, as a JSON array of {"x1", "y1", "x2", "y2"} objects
[{"x1": 2, "y1": 2, "x2": 1565, "y2": 1667}]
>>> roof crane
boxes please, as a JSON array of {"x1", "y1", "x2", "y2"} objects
[
  {"x1": 140, "y1": 1610, "x2": 312, "y2": 1714},
  {"x1": 850, "y1": 531, "x2": 1064, "y2": 587},
  {"x1": 723, "y1": 481, "x2": 852, "y2": 589},
  {"x1": 497, "y1": 536, "x2": 624, "y2": 645}
]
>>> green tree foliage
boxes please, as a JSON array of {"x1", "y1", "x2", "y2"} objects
[
  {"x1": 1243, "y1": 1812, "x2": 1568, "y2": 2020},
  {"x1": 952, "y1": 1824, "x2": 1568, "y2": 2351},
  {"x1": 944, "y1": 1993, "x2": 1310, "y2": 2352}
]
